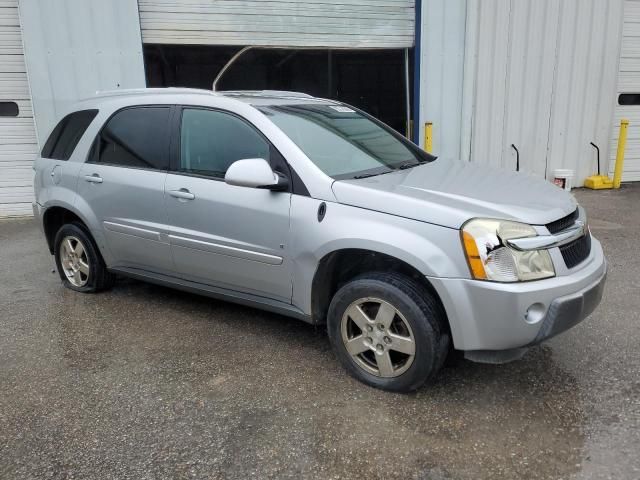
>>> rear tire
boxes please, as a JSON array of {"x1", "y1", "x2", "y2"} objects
[
  {"x1": 54, "y1": 222, "x2": 115, "y2": 293},
  {"x1": 327, "y1": 272, "x2": 449, "y2": 392}
]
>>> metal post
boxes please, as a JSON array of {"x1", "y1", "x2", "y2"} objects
[
  {"x1": 327, "y1": 50, "x2": 333, "y2": 98},
  {"x1": 404, "y1": 48, "x2": 411, "y2": 140},
  {"x1": 424, "y1": 122, "x2": 433, "y2": 153},
  {"x1": 613, "y1": 119, "x2": 629, "y2": 189}
]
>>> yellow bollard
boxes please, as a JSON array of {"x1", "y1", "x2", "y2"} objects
[
  {"x1": 424, "y1": 122, "x2": 433, "y2": 153},
  {"x1": 613, "y1": 119, "x2": 629, "y2": 189}
]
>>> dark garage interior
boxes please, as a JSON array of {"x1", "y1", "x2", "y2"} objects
[{"x1": 144, "y1": 45, "x2": 413, "y2": 135}]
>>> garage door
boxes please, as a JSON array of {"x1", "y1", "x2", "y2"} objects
[
  {"x1": 138, "y1": 0, "x2": 415, "y2": 48},
  {"x1": 612, "y1": 0, "x2": 640, "y2": 181},
  {"x1": 0, "y1": 0, "x2": 37, "y2": 217}
]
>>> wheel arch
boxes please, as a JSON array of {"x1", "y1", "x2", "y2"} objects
[
  {"x1": 42, "y1": 203, "x2": 96, "y2": 255},
  {"x1": 310, "y1": 248, "x2": 450, "y2": 336}
]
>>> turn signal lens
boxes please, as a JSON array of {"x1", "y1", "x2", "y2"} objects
[{"x1": 462, "y1": 231, "x2": 487, "y2": 280}]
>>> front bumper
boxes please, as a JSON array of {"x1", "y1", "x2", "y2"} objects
[{"x1": 428, "y1": 235, "x2": 607, "y2": 352}]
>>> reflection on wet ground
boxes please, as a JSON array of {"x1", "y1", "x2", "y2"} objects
[{"x1": 1, "y1": 185, "x2": 639, "y2": 479}]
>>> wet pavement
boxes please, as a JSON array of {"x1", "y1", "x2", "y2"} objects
[{"x1": 1, "y1": 185, "x2": 639, "y2": 479}]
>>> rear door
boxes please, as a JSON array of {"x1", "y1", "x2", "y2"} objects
[
  {"x1": 35, "y1": 109, "x2": 98, "y2": 207},
  {"x1": 77, "y1": 105, "x2": 173, "y2": 273},
  {"x1": 164, "y1": 107, "x2": 292, "y2": 302}
]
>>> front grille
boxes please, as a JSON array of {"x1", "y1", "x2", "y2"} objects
[
  {"x1": 546, "y1": 208, "x2": 579, "y2": 234},
  {"x1": 560, "y1": 233, "x2": 591, "y2": 269}
]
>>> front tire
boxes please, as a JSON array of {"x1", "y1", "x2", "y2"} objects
[
  {"x1": 327, "y1": 272, "x2": 449, "y2": 392},
  {"x1": 54, "y1": 222, "x2": 115, "y2": 293}
]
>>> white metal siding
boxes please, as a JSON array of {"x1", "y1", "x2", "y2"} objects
[
  {"x1": 19, "y1": 0, "x2": 146, "y2": 147},
  {"x1": 418, "y1": 0, "x2": 466, "y2": 159},
  {"x1": 138, "y1": 0, "x2": 415, "y2": 48},
  {"x1": 612, "y1": 0, "x2": 640, "y2": 181},
  {"x1": 0, "y1": 0, "x2": 37, "y2": 217},
  {"x1": 464, "y1": 0, "x2": 624, "y2": 186}
]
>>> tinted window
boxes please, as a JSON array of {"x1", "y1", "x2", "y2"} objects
[
  {"x1": 92, "y1": 106, "x2": 171, "y2": 170},
  {"x1": 42, "y1": 109, "x2": 98, "y2": 160},
  {"x1": 179, "y1": 108, "x2": 269, "y2": 178},
  {"x1": 0, "y1": 101, "x2": 19, "y2": 117}
]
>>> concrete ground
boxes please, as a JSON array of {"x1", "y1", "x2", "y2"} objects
[{"x1": 1, "y1": 186, "x2": 639, "y2": 480}]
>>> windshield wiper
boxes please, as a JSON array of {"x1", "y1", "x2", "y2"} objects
[
  {"x1": 353, "y1": 169, "x2": 393, "y2": 179},
  {"x1": 396, "y1": 161, "x2": 421, "y2": 170}
]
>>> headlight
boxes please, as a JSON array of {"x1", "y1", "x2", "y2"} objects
[{"x1": 461, "y1": 219, "x2": 555, "y2": 282}]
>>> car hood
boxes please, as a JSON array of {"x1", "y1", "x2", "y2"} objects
[{"x1": 331, "y1": 159, "x2": 577, "y2": 229}]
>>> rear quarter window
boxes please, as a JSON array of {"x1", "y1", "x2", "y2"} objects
[{"x1": 41, "y1": 109, "x2": 99, "y2": 160}]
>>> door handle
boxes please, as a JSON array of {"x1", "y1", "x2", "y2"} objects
[
  {"x1": 169, "y1": 188, "x2": 195, "y2": 200},
  {"x1": 84, "y1": 174, "x2": 103, "y2": 184}
]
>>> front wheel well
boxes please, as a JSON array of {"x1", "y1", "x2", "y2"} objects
[
  {"x1": 42, "y1": 207, "x2": 86, "y2": 254},
  {"x1": 311, "y1": 249, "x2": 450, "y2": 332}
]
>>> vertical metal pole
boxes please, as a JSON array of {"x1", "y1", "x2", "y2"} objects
[
  {"x1": 404, "y1": 48, "x2": 411, "y2": 140},
  {"x1": 412, "y1": 0, "x2": 423, "y2": 144},
  {"x1": 327, "y1": 50, "x2": 333, "y2": 98},
  {"x1": 613, "y1": 119, "x2": 629, "y2": 189}
]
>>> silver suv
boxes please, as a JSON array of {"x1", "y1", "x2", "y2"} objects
[{"x1": 33, "y1": 88, "x2": 606, "y2": 392}]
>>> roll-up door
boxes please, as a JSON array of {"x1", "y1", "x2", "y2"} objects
[
  {"x1": 0, "y1": 0, "x2": 37, "y2": 217},
  {"x1": 611, "y1": 0, "x2": 640, "y2": 181},
  {"x1": 138, "y1": 0, "x2": 415, "y2": 48}
]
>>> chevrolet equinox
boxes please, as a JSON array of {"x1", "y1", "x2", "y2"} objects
[{"x1": 33, "y1": 89, "x2": 607, "y2": 392}]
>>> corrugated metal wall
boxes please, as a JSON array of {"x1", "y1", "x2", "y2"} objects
[
  {"x1": 464, "y1": 0, "x2": 624, "y2": 186},
  {"x1": 138, "y1": 0, "x2": 415, "y2": 48},
  {"x1": 19, "y1": 0, "x2": 146, "y2": 147},
  {"x1": 0, "y1": 0, "x2": 37, "y2": 217},
  {"x1": 417, "y1": 0, "x2": 466, "y2": 159},
  {"x1": 611, "y1": 0, "x2": 640, "y2": 181}
]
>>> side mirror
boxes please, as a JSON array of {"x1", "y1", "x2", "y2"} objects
[{"x1": 224, "y1": 158, "x2": 288, "y2": 191}]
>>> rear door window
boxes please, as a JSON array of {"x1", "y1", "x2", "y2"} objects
[
  {"x1": 41, "y1": 109, "x2": 98, "y2": 160},
  {"x1": 90, "y1": 106, "x2": 171, "y2": 170}
]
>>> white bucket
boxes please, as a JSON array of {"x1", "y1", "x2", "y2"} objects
[{"x1": 553, "y1": 169, "x2": 574, "y2": 191}]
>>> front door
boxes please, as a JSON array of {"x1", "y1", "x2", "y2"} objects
[{"x1": 165, "y1": 107, "x2": 292, "y2": 302}]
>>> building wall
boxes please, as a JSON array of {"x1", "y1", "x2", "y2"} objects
[
  {"x1": 138, "y1": 0, "x2": 415, "y2": 48},
  {"x1": 19, "y1": 0, "x2": 146, "y2": 147},
  {"x1": 416, "y1": 0, "x2": 466, "y2": 159},
  {"x1": 0, "y1": 0, "x2": 37, "y2": 217},
  {"x1": 611, "y1": 0, "x2": 640, "y2": 181},
  {"x1": 466, "y1": 0, "x2": 624, "y2": 185},
  {"x1": 421, "y1": 0, "x2": 628, "y2": 187}
]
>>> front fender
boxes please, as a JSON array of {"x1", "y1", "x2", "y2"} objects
[{"x1": 289, "y1": 196, "x2": 468, "y2": 315}]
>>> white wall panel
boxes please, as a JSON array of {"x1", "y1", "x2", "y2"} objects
[
  {"x1": 464, "y1": 0, "x2": 624, "y2": 186},
  {"x1": 417, "y1": 0, "x2": 466, "y2": 159},
  {"x1": 0, "y1": 0, "x2": 36, "y2": 217},
  {"x1": 19, "y1": 0, "x2": 146, "y2": 147},
  {"x1": 611, "y1": 0, "x2": 640, "y2": 181},
  {"x1": 546, "y1": 0, "x2": 623, "y2": 184},
  {"x1": 139, "y1": 0, "x2": 415, "y2": 48},
  {"x1": 467, "y1": 0, "x2": 511, "y2": 170},
  {"x1": 501, "y1": 0, "x2": 559, "y2": 177}
]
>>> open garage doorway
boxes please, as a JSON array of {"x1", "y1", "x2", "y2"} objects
[{"x1": 144, "y1": 45, "x2": 413, "y2": 135}]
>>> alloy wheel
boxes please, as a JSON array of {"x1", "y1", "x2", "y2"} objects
[
  {"x1": 340, "y1": 297, "x2": 416, "y2": 378},
  {"x1": 59, "y1": 235, "x2": 90, "y2": 287}
]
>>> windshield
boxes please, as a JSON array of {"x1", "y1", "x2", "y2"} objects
[{"x1": 257, "y1": 104, "x2": 435, "y2": 179}]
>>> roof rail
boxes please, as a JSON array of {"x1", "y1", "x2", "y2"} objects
[
  {"x1": 87, "y1": 87, "x2": 217, "y2": 100},
  {"x1": 220, "y1": 90, "x2": 314, "y2": 99}
]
